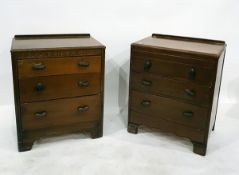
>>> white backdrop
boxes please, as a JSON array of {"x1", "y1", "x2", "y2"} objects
[{"x1": 0, "y1": 0, "x2": 239, "y2": 174}]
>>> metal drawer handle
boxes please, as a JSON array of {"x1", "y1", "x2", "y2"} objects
[
  {"x1": 78, "y1": 80, "x2": 89, "y2": 87},
  {"x1": 141, "y1": 100, "x2": 151, "y2": 106},
  {"x1": 144, "y1": 60, "x2": 152, "y2": 72},
  {"x1": 185, "y1": 89, "x2": 195, "y2": 97},
  {"x1": 34, "y1": 111, "x2": 47, "y2": 118},
  {"x1": 77, "y1": 105, "x2": 89, "y2": 112},
  {"x1": 32, "y1": 63, "x2": 46, "y2": 70},
  {"x1": 182, "y1": 111, "x2": 194, "y2": 118},
  {"x1": 141, "y1": 80, "x2": 152, "y2": 86},
  {"x1": 188, "y1": 68, "x2": 196, "y2": 80},
  {"x1": 35, "y1": 82, "x2": 45, "y2": 92},
  {"x1": 78, "y1": 60, "x2": 89, "y2": 67}
]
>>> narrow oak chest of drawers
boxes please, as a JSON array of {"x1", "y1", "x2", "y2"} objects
[
  {"x1": 11, "y1": 34, "x2": 105, "y2": 151},
  {"x1": 128, "y1": 34, "x2": 226, "y2": 155}
]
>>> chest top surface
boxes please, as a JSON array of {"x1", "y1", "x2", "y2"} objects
[
  {"x1": 133, "y1": 34, "x2": 226, "y2": 57},
  {"x1": 11, "y1": 34, "x2": 105, "y2": 51}
]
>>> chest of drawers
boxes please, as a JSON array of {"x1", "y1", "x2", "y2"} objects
[
  {"x1": 11, "y1": 34, "x2": 105, "y2": 151},
  {"x1": 128, "y1": 34, "x2": 226, "y2": 155}
]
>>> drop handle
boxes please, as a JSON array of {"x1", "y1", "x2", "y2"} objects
[
  {"x1": 185, "y1": 89, "x2": 195, "y2": 97},
  {"x1": 182, "y1": 111, "x2": 194, "y2": 118},
  {"x1": 188, "y1": 68, "x2": 196, "y2": 80},
  {"x1": 34, "y1": 111, "x2": 47, "y2": 118},
  {"x1": 78, "y1": 60, "x2": 89, "y2": 67},
  {"x1": 141, "y1": 80, "x2": 152, "y2": 86},
  {"x1": 35, "y1": 82, "x2": 45, "y2": 92},
  {"x1": 78, "y1": 80, "x2": 89, "y2": 87},
  {"x1": 141, "y1": 100, "x2": 151, "y2": 107},
  {"x1": 77, "y1": 105, "x2": 89, "y2": 112},
  {"x1": 144, "y1": 60, "x2": 152, "y2": 72},
  {"x1": 32, "y1": 63, "x2": 46, "y2": 70}
]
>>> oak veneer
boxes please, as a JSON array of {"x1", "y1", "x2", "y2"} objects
[
  {"x1": 128, "y1": 33, "x2": 226, "y2": 156},
  {"x1": 11, "y1": 34, "x2": 105, "y2": 151}
]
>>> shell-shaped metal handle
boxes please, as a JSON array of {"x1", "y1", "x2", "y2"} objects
[
  {"x1": 182, "y1": 111, "x2": 194, "y2": 118},
  {"x1": 32, "y1": 63, "x2": 46, "y2": 70},
  {"x1": 77, "y1": 105, "x2": 89, "y2": 112},
  {"x1": 78, "y1": 80, "x2": 89, "y2": 87},
  {"x1": 141, "y1": 80, "x2": 152, "y2": 86},
  {"x1": 141, "y1": 100, "x2": 151, "y2": 107},
  {"x1": 78, "y1": 60, "x2": 89, "y2": 67},
  {"x1": 185, "y1": 89, "x2": 195, "y2": 97},
  {"x1": 34, "y1": 111, "x2": 47, "y2": 118}
]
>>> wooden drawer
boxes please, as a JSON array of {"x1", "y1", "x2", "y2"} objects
[
  {"x1": 130, "y1": 111, "x2": 205, "y2": 142},
  {"x1": 21, "y1": 95, "x2": 101, "y2": 130},
  {"x1": 131, "y1": 56, "x2": 214, "y2": 85},
  {"x1": 19, "y1": 73, "x2": 101, "y2": 102},
  {"x1": 131, "y1": 72, "x2": 212, "y2": 106},
  {"x1": 130, "y1": 91, "x2": 208, "y2": 129},
  {"x1": 18, "y1": 56, "x2": 101, "y2": 78},
  {"x1": 132, "y1": 49, "x2": 217, "y2": 68}
]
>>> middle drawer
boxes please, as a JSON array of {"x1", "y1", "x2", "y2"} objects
[
  {"x1": 131, "y1": 72, "x2": 211, "y2": 106},
  {"x1": 19, "y1": 73, "x2": 101, "y2": 102}
]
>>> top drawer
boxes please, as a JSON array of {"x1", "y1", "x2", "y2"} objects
[
  {"x1": 18, "y1": 56, "x2": 101, "y2": 78},
  {"x1": 131, "y1": 56, "x2": 215, "y2": 86}
]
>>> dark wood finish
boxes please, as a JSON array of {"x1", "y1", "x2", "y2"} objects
[
  {"x1": 131, "y1": 56, "x2": 214, "y2": 85},
  {"x1": 11, "y1": 34, "x2": 105, "y2": 151},
  {"x1": 19, "y1": 73, "x2": 101, "y2": 102},
  {"x1": 136, "y1": 33, "x2": 225, "y2": 56},
  {"x1": 130, "y1": 91, "x2": 208, "y2": 129},
  {"x1": 131, "y1": 72, "x2": 212, "y2": 106},
  {"x1": 12, "y1": 34, "x2": 104, "y2": 51},
  {"x1": 130, "y1": 111, "x2": 205, "y2": 142},
  {"x1": 132, "y1": 49, "x2": 217, "y2": 67},
  {"x1": 21, "y1": 95, "x2": 100, "y2": 130},
  {"x1": 18, "y1": 56, "x2": 101, "y2": 78},
  {"x1": 128, "y1": 34, "x2": 226, "y2": 156}
]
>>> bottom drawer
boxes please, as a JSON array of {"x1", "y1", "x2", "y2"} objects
[
  {"x1": 130, "y1": 91, "x2": 208, "y2": 129},
  {"x1": 21, "y1": 95, "x2": 101, "y2": 130},
  {"x1": 130, "y1": 110, "x2": 205, "y2": 142}
]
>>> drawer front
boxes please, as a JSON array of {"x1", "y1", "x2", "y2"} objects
[
  {"x1": 19, "y1": 73, "x2": 101, "y2": 102},
  {"x1": 132, "y1": 49, "x2": 217, "y2": 68},
  {"x1": 131, "y1": 56, "x2": 214, "y2": 85},
  {"x1": 130, "y1": 111, "x2": 205, "y2": 142},
  {"x1": 21, "y1": 95, "x2": 101, "y2": 130},
  {"x1": 18, "y1": 56, "x2": 101, "y2": 78},
  {"x1": 130, "y1": 91, "x2": 208, "y2": 129},
  {"x1": 131, "y1": 72, "x2": 211, "y2": 106}
]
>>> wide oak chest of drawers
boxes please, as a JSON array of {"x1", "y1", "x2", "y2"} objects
[
  {"x1": 11, "y1": 34, "x2": 105, "y2": 151},
  {"x1": 128, "y1": 34, "x2": 226, "y2": 155}
]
